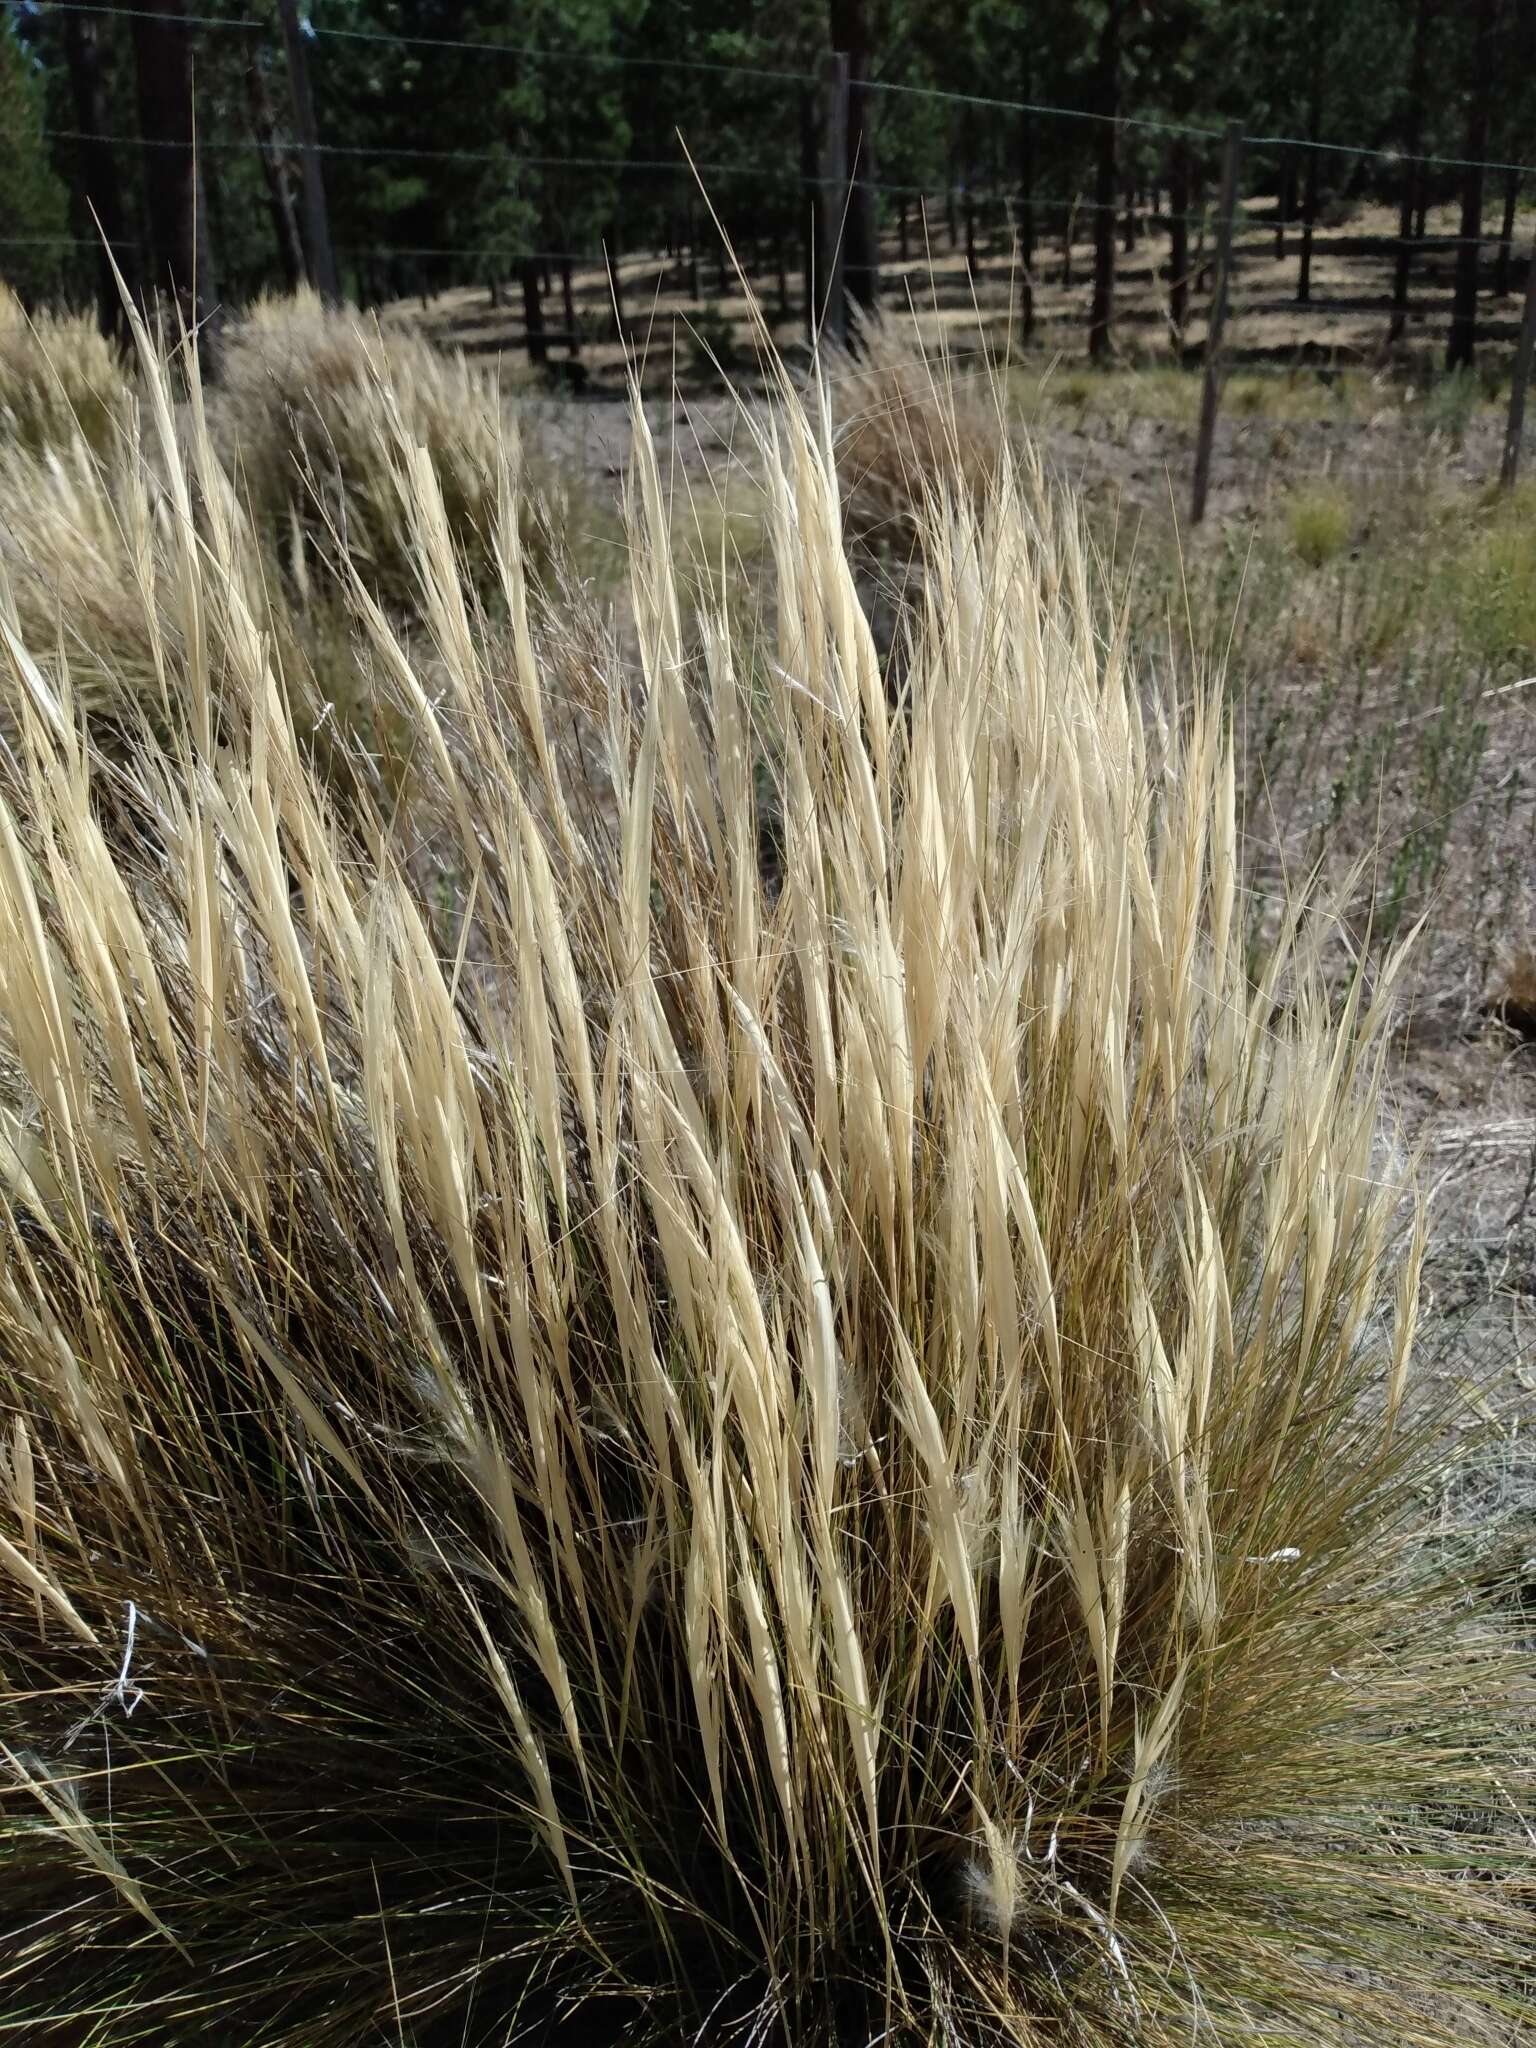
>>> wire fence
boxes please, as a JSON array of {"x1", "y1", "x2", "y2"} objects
[{"x1": 11, "y1": 1, "x2": 1536, "y2": 506}]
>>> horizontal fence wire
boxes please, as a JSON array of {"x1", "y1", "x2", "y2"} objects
[
  {"x1": 40, "y1": 128, "x2": 1519, "y2": 242},
  {"x1": 39, "y1": 129, "x2": 771, "y2": 178},
  {"x1": 861, "y1": 75, "x2": 1221, "y2": 142},
  {"x1": 10, "y1": 203, "x2": 1521, "y2": 268},
  {"x1": 22, "y1": 1, "x2": 1536, "y2": 183},
  {"x1": 1242, "y1": 132, "x2": 1536, "y2": 180},
  {"x1": 30, "y1": 1, "x2": 816, "y2": 85}
]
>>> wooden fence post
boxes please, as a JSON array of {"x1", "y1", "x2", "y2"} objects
[
  {"x1": 816, "y1": 50, "x2": 850, "y2": 349},
  {"x1": 1500, "y1": 229, "x2": 1536, "y2": 489},
  {"x1": 1192, "y1": 121, "x2": 1242, "y2": 526}
]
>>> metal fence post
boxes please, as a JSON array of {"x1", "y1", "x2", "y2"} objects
[
  {"x1": 1192, "y1": 120, "x2": 1242, "y2": 526},
  {"x1": 816, "y1": 50, "x2": 850, "y2": 349},
  {"x1": 1500, "y1": 228, "x2": 1536, "y2": 489}
]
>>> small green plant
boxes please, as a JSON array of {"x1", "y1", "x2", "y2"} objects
[
  {"x1": 1227, "y1": 374, "x2": 1271, "y2": 417},
  {"x1": 1049, "y1": 365, "x2": 1096, "y2": 411},
  {"x1": 1285, "y1": 481, "x2": 1353, "y2": 566},
  {"x1": 1436, "y1": 483, "x2": 1536, "y2": 665},
  {"x1": 1422, "y1": 367, "x2": 1483, "y2": 444}
]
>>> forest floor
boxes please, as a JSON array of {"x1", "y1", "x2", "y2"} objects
[{"x1": 390, "y1": 194, "x2": 1536, "y2": 398}]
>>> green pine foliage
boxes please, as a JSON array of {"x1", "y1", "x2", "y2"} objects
[{"x1": 0, "y1": 20, "x2": 71, "y2": 305}]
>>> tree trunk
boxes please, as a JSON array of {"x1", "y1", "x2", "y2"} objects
[
  {"x1": 961, "y1": 108, "x2": 978, "y2": 277},
  {"x1": 131, "y1": 0, "x2": 220, "y2": 377},
  {"x1": 275, "y1": 0, "x2": 338, "y2": 304},
  {"x1": 1016, "y1": 87, "x2": 1035, "y2": 335},
  {"x1": 800, "y1": 86, "x2": 818, "y2": 341},
  {"x1": 1122, "y1": 181, "x2": 1136, "y2": 254},
  {"x1": 898, "y1": 198, "x2": 910, "y2": 263},
  {"x1": 946, "y1": 151, "x2": 959, "y2": 249},
  {"x1": 605, "y1": 219, "x2": 626, "y2": 335},
  {"x1": 561, "y1": 258, "x2": 578, "y2": 355},
  {"x1": 1391, "y1": 163, "x2": 1425, "y2": 341},
  {"x1": 1168, "y1": 139, "x2": 1190, "y2": 350},
  {"x1": 1062, "y1": 197, "x2": 1077, "y2": 289},
  {"x1": 1194, "y1": 168, "x2": 1212, "y2": 293},
  {"x1": 520, "y1": 257, "x2": 548, "y2": 368},
  {"x1": 1390, "y1": 0, "x2": 1433, "y2": 343},
  {"x1": 1446, "y1": 0, "x2": 1493, "y2": 369},
  {"x1": 202, "y1": 148, "x2": 231, "y2": 304},
  {"x1": 1088, "y1": 0, "x2": 1120, "y2": 360},
  {"x1": 1495, "y1": 166, "x2": 1519, "y2": 296},
  {"x1": 830, "y1": 0, "x2": 880, "y2": 319},
  {"x1": 61, "y1": 13, "x2": 138, "y2": 339},
  {"x1": 1297, "y1": 59, "x2": 1323, "y2": 306},
  {"x1": 1274, "y1": 148, "x2": 1287, "y2": 260},
  {"x1": 245, "y1": 49, "x2": 304, "y2": 294}
]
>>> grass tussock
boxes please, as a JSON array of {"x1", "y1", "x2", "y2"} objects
[
  {"x1": 1439, "y1": 480, "x2": 1536, "y2": 665},
  {"x1": 1285, "y1": 481, "x2": 1354, "y2": 567},
  {"x1": 0, "y1": 397, "x2": 343, "y2": 756},
  {"x1": 831, "y1": 316, "x2": 1010, "y2": 552},
  {"x1": 0, "y1": 283, "x2": 133, "y2": 458},
  {"x1": 0, "y1": 424, "x2": 172, "y2": 727},
  {"x1": 217, "y1": 288, "x2": 520, "y2": 601},
  {"x1": 0, "y1": 320, "x2": 1532, "y2": 2048}
]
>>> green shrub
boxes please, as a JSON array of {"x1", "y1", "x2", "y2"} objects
[
  {"x1": 0, "y1": 34, "x2": 71, "y2": 306},
  {"x1": 1049, "y1": 365, "x2": 1096, "y2": 410}
]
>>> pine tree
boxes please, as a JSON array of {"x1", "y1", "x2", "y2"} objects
[{"x1": 0, "y1": 17, "x2": 72, "y2": 305}]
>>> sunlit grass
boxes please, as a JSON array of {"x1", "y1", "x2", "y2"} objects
[{"x1": 0, "y1": 309, "x2": 1530, "y2": 2047}]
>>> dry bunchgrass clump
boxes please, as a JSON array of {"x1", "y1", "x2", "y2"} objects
[
  {"x1": 0, "y1": 283, "x2": 133, "y2": 458},
  {"x1": 0, "y1": 305, "x2": 439, "y2": 775},
  {"x1": 0, "y1": 427, "x2": 168, "y2": 729},
  {"x1": 217, "y1": 289, "x2": 516, "y2": 601},
  {"x1": 0, "y1": 329, "x2": 1532, "y2": 2047},
  {"x1": 0, "y1": 398, "x2": 337, "y2": 755},
  {"x1": 830, "y1": 315, "x2": 1009, "y2": 554}
]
